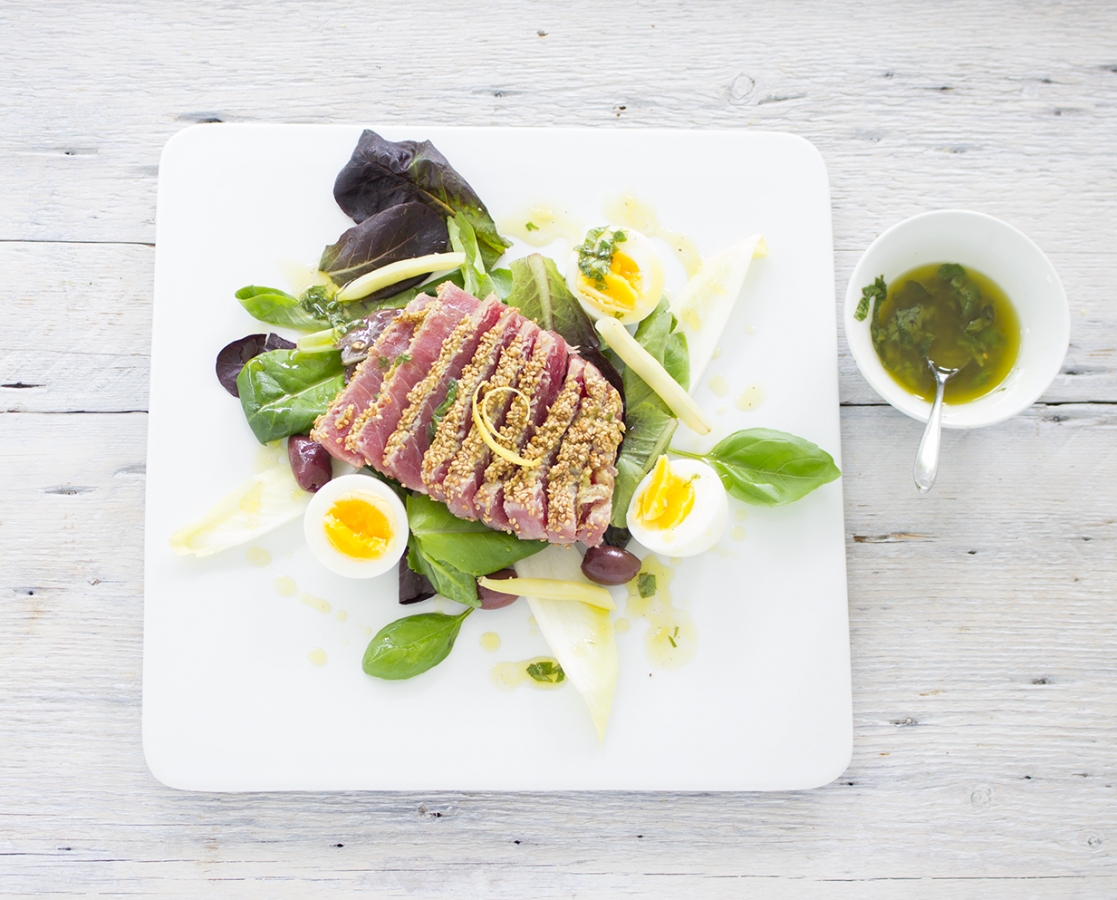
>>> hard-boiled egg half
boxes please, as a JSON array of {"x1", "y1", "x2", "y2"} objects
[
  {"x1": 626, "y1": 455, "x2": 728, "y2": 557},
  {"x1": 568, "y1": 225, "x2": 665, "y2": 325},
  {"x1": 304, "y1": 473, "x2": 408, "y2": 578}
]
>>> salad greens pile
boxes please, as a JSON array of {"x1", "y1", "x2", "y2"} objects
[
  {"x1": 211, "y1": 129, "x2": 843, "y2": 690},
  {"x1": 405, "y1": 495, "x2": 545, "y2": 609}
]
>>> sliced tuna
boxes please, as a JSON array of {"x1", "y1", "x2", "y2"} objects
[
  {"x1": 471, "y1": 327, "x2": 568, "y2": 529},
  {"x1": 503, "y1": 355, "x2": 587, "y2": 542},
  {"x1": 424, "y1": 310, "x2": 528, "y2": 501},
  {"x1": 573, "y1": 363, "x2": 625, "y2": 546},
  {"x1": 348, "y1": 284, "x2": 480, "y2": 469},
  {"x1": 545, "y1": 362, "x2": 612, "y2": 544},
  {"x1": 311, "y1": 296, "x2": 434, "y2": 467},
  {"x1": 441, "y1": 319, "x2": 540, "y2": 519},
  {"x1": 382, "y1": 297, "x2": 507, "y2": 489}
]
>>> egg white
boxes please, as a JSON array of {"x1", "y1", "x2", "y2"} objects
[
  {"x1": 303, "y1": 473, "x2": 409, "y2": 579},
  {"x1": 626, "y1": 458, "x2": 728, "y2": 557},
  {"x1": 568, "y1": 226, "x2": 665, "y2": 325}
]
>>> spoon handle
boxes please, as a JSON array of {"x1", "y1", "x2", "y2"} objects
[{"x1": 914, "y1": 375, "x2": 948, "y2": 493}]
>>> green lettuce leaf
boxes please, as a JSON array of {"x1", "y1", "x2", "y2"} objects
[
  {"x1": 610, "y1": 299, "x2": 683, "y2": 526},
  {"x1": 504, "y1": 254, "x2": 598, "y2": 350},
  {"x1": 236, "y1": 349, "x2": 345, "y2": 444},
  {"x1": 235, "y1": 286, "x2": 325, "y2": 331},
  {"x1": 407, "y1": 494, "x2": 546, "y2": 576},
  {"x1": 448, "y1": 213, "x2": 499, "y2": 300}
]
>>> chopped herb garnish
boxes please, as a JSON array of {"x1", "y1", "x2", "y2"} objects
[
  {"x1": 868, "y1": 262, "x2": 1020, "y2": 403},
  {"x1": 524, "y1": 221, "x2": 539, "y2": 232},
  {"x1": 396, "y1": 352, "x2": 413, "y2": 365},
  {"x1": 428, "y1": 379, "x2": 459, "y2": 441},
  {"x1": 667, "y1": 627, "x2": 678, "y2": 649},
  {"x1": 637, "y1": 572, "x2": 657, "y2": 598},
  {"x1": 575, "y1": 226, "x2": 628, "y2": 289},
  {"x1": 526, "y1": 660, "x2": 565, "y2": 684},
  {"x1": 854, "y1": 275, "x2": 887, "y2": 322},
  {"x1": 378, "y1": 356, "x2": 391, "y2": 369}
]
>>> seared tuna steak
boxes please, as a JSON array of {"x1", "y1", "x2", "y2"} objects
[{"x1": 312, "y1": 283, "x2": 625, "y2": 546}]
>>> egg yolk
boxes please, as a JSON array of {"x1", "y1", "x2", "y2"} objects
[
  {"x1": 635, "y1": 456, "x2": 695, "y2": 531},
  {"x1": 323, "y1": 496, "x2": 393, "y2": 559},
  {"x1": 580, "y1": 250, "x2": 642, "y2": 311}
]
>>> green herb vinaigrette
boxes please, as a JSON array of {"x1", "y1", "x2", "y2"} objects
[{"x1": 864, "y1": 263, "x2": 1021, "y2": 403}]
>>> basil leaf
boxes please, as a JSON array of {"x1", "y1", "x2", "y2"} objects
[
  {"x1": 689, "y1": 428, "x2": 840, "y2": 506},
  {"x1": 362, "y1": 609, "x2": 472, "y2": 680},
  {"x1": 319, "y1": 201, "x2": 449, "y2": 294},
  {"x1": 427, "y1": 378, "x2": 458, "y2": 441},
  {"x1": 235, "y1": 285, "x2": 326, "y2": 331},
  {"x1": 407, "y1": 494, "x2": 546, "y2": 576},
  {"x1": 236, "y1": 349, "x2": 345, "y2": 444},
  {"x1": 332, "y1": 130, "x2": 510, "y2": 270}
]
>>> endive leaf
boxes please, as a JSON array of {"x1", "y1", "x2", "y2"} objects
[
  {"x1": 515, "y1": 546, "x2": 618, "y2": 741},
  {"x1": 670, "y1": 234, "x2": 767, "y2": 386},
  {"x1": 170, "y1": 463, "x2": 309, "y2": 557}
]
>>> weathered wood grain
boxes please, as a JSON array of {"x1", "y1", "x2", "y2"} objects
[
  {"x1": 1, "y1": 244, "x2": 1115, "y2": 413},
  {"x1": 2, "y1": 0, "x2": 1116, "y2": 897},
  {"x1": 2, "y1": 408, "x2": 1114, "y2": 896}
]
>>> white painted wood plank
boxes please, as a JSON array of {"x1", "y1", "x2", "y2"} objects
[
  {"x1": 0, "y1": 0, "x2": 1115, "y2": 254},
  {"x1": 0, "y1": 243, "x2": 154, "y2": 412}
]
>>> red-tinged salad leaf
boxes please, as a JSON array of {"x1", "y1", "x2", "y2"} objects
[
  {"x1": 504, "y1": 254, "x2": 624, "y2": 400},
  {"x1": 319, "y1": 201, "x2": 449, "y2": 295},
  {"x1": 236, "y1": 349, "x2": 345, "y2": 444},
  {"x1": 215, "y1": 333, "x2": 296, "y2": 397},
  {"x1": 333, "y1": 130, "x2": 510, "y2": 270},
  {"x1": 287, "y1": 434, "x2": 333, "y2": 493},
  {"x1": 399, "y1": 556, "x2": 436, "y2": 605}
]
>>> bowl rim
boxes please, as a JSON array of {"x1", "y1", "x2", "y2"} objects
[{"x1": 843, "y1": 209, "x2": 1069, "y2": 429}]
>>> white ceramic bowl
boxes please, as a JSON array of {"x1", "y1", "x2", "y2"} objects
[{"x1": 844, "y1": 210, "x2": 1069, "y2": 428}]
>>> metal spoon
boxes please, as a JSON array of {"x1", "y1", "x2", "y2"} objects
[{"x1": 913, "y1": 362, "x2": 962, "y2": 493}]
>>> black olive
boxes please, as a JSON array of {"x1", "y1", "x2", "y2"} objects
[
  {"x1": 581, "y1": 545, "x2": 641, "y2": 586},
  {"x1": 478, "y1": 568, "x2": 519, "y2": 609}
]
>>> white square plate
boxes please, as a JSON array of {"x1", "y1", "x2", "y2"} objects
[{"x1": 144, "y1": 125, "x2": 851, "y2": 791}]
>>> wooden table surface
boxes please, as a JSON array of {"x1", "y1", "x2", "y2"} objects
[{"x1": 2, "y1": 1, "x2": 1115, "y2": 897}]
